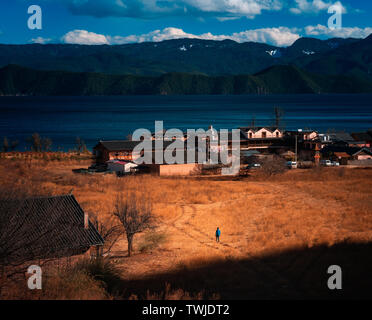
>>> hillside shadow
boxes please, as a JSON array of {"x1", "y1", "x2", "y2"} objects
[{"x1": 117, "y1": 242, "x2": 372, "y2": 300}]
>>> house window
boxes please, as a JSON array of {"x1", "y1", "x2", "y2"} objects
[
  {"x1": 262, "y1": 132, "x2": 267, "y2": 138},
  {"x1": 249, "y1": 132, "x2": 253, "y2": 139},
  {"x1": 276, "y1": 132, "x2": 279, "y2": 138}
]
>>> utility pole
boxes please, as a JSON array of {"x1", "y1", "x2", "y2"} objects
[{"x1": 295, "y1": 134, "x2": 298, "y2": 163}]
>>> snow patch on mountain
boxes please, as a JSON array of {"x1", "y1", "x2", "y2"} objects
[
  {"x1": 265, "y1": 49, "x2": 281, "y2": 57},
  {"x1": 302, "y1": 50, "x2": 315, "y2": 55},
  {"x1": 266, "y1": 49, "x2": 277, "y2": 56}
]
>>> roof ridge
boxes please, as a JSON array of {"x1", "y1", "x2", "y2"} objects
[{"x1": 10, "y1": 193, "x2": 75, "y2": 201}]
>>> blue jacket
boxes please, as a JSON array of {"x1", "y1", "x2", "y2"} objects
[{"x1": 216, "y1": 229, "x2": 221, "y2": 237}]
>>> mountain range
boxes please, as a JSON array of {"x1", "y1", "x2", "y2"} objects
[
  {"x1": 0, "y1": 34, "x2": 371, "y2": 95},
  {"x1": 1, "y1": 64, "x2": 371, "y2": 96},
  {"x1": 0, "y1": 35, "x2": 371, "y2": 77}
]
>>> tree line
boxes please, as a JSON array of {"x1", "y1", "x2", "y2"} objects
[{"x1": 1, "y1": 134, "x2": 88, "y2": 154}]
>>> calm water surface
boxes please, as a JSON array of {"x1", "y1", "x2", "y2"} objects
[{"x1": 0, "y1": 94, "x2": 371, "y2": 151}]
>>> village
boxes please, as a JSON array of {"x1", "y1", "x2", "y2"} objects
[
  {"x1": 1, "y1": 124, "x2": 372, "y2": 300},
  {"x1": 90, "y1": 126, "x2": 372, "y2": 176}
]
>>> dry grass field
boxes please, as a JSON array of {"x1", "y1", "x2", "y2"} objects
[{"x1": 1, "y1": 158, "x2": 372, "y2": 299}]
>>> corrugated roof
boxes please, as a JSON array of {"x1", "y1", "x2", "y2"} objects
[{"x1": 0, "y1": 194, "x2": 104, "y2": 264}]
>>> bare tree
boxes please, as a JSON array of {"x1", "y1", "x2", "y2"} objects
[
  {"x1": 91, "y1": 216, "x2": 122, "y2": 257},
  {"x1": 41, "y1": 137, "x2": 52, "y2": 152},
  {"x1": 75, "y1": 137, "x2": 87, "y2": 155},
  {"x1": 2, "y1": 137, "x2": 9, "y2": 152},
  {"x1": 113, "y1": 192, "x2": 155, "y2": 257},
  {"x1": 0, "y1": 186, "x2": 92, "y2": 295},
  {"x1": 29, "y1": 133, "x2": 42, "y2": 152},
  {"x1": 0, "y1": 186, "x2": 56, "y2": 293},
  {"x1": 28, "y1": 133, "x2": 52, "y2": 152},
  {"x1": 260, "y1": 155, "x2": 287, "y2": 177},
  {"x1": 10, "y1": 140, "x2": 19, "y2": 151}
]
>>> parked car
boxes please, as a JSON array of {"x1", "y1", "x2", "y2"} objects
[
  {"x1": 286, "y1": 161, "x2": 297, "y2": 169},
  {"x1": 320, "y1": 160, "x2": 332, "y2": 166},
  {"x1": 331, "y1": 161, "x2": 340, "y2": 166},
  {"x1": 248, "y1": 163, "x2": 261, "y2": 169}
]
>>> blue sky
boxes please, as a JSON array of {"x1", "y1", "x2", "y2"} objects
[{"x1": 0, "y1": 0, "x2": 371, "y2": 46}]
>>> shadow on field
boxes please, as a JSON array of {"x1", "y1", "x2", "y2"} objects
[{"x1": 118, "y1": 242, "x2": 372, "y2": 299}]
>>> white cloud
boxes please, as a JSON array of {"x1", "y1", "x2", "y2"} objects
[
  {"x1": 229, "y1": 27, "x2": 301, "y2": 46},
  {"x1": 108, "y1": 26, "x2": 300, "y2": 47},
  {"x1": 290, "y1": 0, "x2": 346, "y2": 14},
  {"x1": 66, "y1": 0, "x2": 284, "y2": 19},
  {"x1": 216, "y1": 16, "x2": 241, "y2": 22},
  {"x1": 109, "y1": 28, "x2": 196, "y2": 44},
  {"x1": 60, "y1": 24, "x2": 371, "y2": 48},
  {"x1": 30, "y1": 37, "x2": 52, "y2": 44},
  {"x1": 185, "y1": 0, "x2": 284, "y2": 17},
  {"x1": 61, "y1": 30, "x2": 109, "y2": 45},
  {"x1": 305, "y1": 24, "x2": 372, "y2": 38}
]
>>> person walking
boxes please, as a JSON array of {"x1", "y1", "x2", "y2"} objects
[{"x1": 215, "y1": 227, "x2": 221, "y2": 242}]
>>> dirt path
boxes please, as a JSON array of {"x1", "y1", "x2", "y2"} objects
[{"x1": 158, "y1": 186, "x2": 304, "y2": 296}]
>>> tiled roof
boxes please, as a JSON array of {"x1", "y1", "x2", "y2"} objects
[
  {"x1": 322, "y1": 146, "x2": 372, "y2": 156},
  {"x1": 353, "y1": 148, "x2": 372, "y2": 156},
  {"x1": 96, "y1": 140, "x2": 177, "y2": 152},
  {"x1": 351, "y1": 132, "x2": 372, "y2": 142},
  {"x1": 0, "y1": 194, "x2": 104, "y2": 263},
  {"x1": 328, "y1": 133, "x2": 355, "y2": 143},
  {"x1": 96, "y1": 140, "x2": 141, "y2": 151}
]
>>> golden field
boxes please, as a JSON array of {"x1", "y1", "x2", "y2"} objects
[{"x1": 1, "y1": 158, "x2": 372, "y2": 299}]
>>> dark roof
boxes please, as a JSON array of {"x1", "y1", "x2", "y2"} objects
[
  {"x1": 351, "y1": 132, "x2": 372, "y2": 142},
  {"x1": 328, "y1": 132, "x2": 355, "y2": 143},
  {"x1": 0, "y1": 194, "x2": 104, "y2": 264},
  {"x1": 95, "y1": 140, "x2": 141, "y2": 151},
  {"x1": 285, "y1": 130, "x2": 317, "y2": 134},
  {"x1": 321, "y1": 146, "x2": 372, "y2": 156},
  {"x1": 217, "y1": 131, "x2": 247, "y2": 141},
  {"x1": 95, "y1": 140, "x2": 180, "y2": 152},
  {"x1": 353, "y1": 148, "x2": 372, "y2": 156}
]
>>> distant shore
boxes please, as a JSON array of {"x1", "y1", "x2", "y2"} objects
[{"x1": 1, "y1": 64, "x2": 372, "y2": 96}]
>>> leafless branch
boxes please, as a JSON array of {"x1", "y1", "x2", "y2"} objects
[{"x1": 113, "y1": 192, "x2": 155, "y2": 257}]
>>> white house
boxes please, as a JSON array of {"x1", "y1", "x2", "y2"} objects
[
  {"x1": 106, "y1": 160, "x2": 138, "y2": 173},
  {"x1": 241, "y1": 127, "x2": 283, "y2": 139}
]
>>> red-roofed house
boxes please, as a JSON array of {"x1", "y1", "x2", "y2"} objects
[{"x1": 107, "y1": 160, "x2": 138, "y2": 173}]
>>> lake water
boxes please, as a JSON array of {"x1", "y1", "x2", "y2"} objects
[{"x1": 0, "y1": 94, "x2": 372, "y2": 151}]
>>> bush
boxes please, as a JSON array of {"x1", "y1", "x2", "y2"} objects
[
  {"x1": 73, "y1": 258, "x2": 123, "y2": 295},
  {"x1": 139, "y1": 232, "x2": 168, "y2": 253},
  {"x1": 43, "y1": 269, "x2": 108, "y2": 300},
  {"x1": 259, "y1": 155, "x2": 287, "y2": 177}
]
